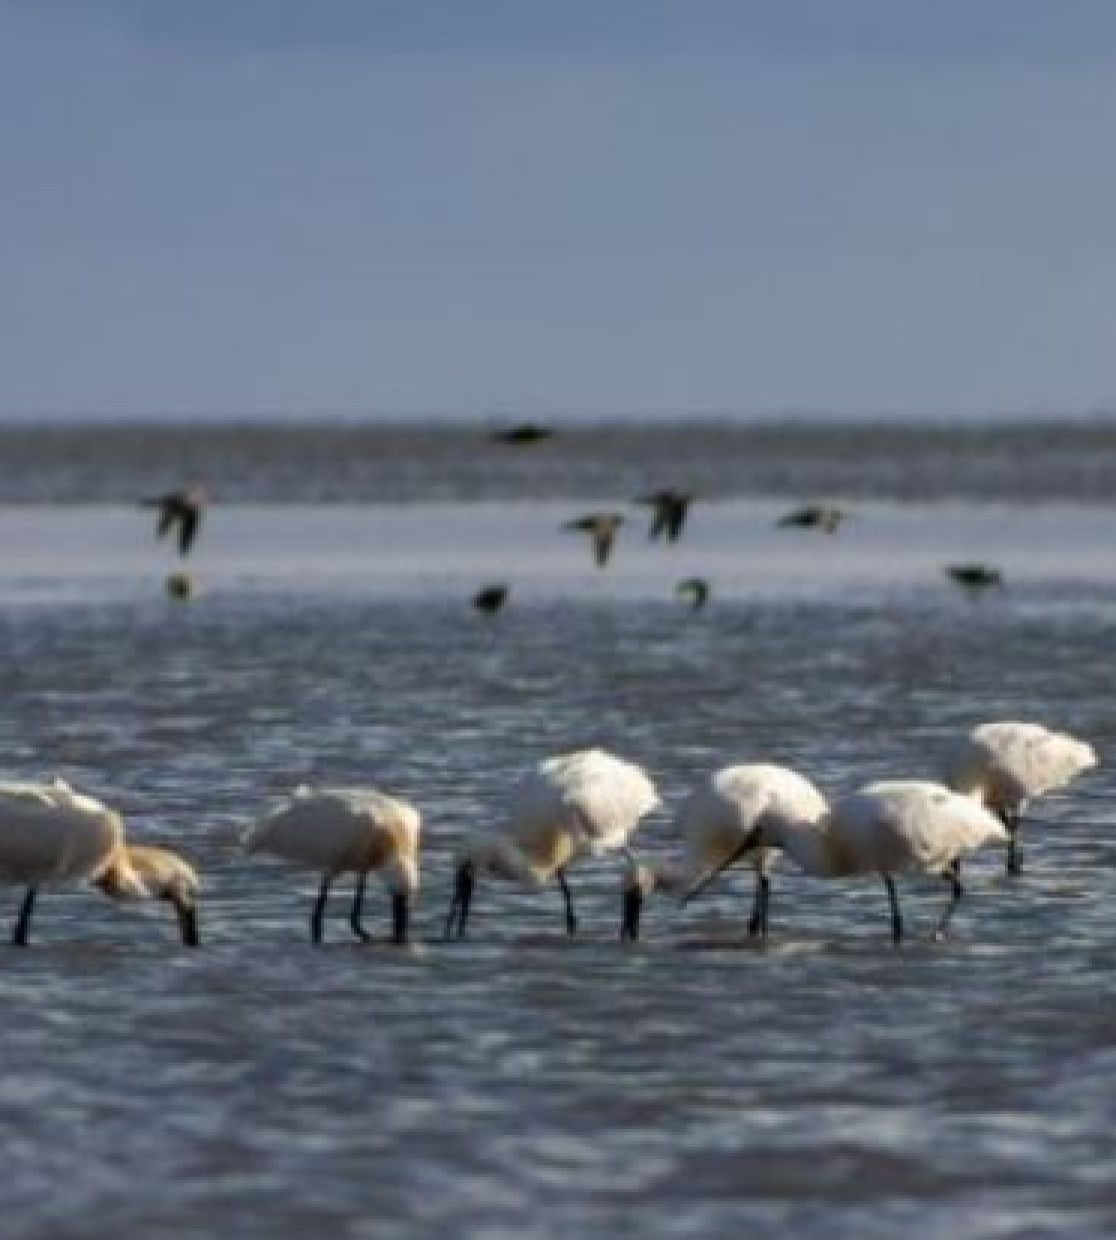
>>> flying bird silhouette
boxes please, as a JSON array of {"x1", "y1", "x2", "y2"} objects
[
  {"x1": 473, "y1": 584, "x2": 509, "y2": 615},
  {"x1": 675, "y1": 577, "x2": 710, "y2": 609},
  {"x1": 776, "y1": 505, "x2": 846, "y2": 533},
  {"x1": 637, "y1": 490, "x2": 692, "y2": 542},
  {"x1": 944, "y1": 564, "x2": 1004, "y2": 595},
  {"x1": 565, "y1": 513, "x2": 624, "y2": 567},
  {"x1": 492, "y1": 423, "x2": 553, "y2": 445},
  {"x1": 141, "y1": 488, "x2": 206, "y2": 556}
]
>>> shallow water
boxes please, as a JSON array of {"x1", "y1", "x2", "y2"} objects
[{"x1": 0, "y1": 499, "x2": 1114, "y2": 1237}]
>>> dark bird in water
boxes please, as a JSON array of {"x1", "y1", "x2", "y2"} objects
[
  {"x1": 492, "y1": 423, "x2": 553, "y2": 445},
  {"x1": 776, "y1": 505, "x2": 846, "y2": 534},
  {"x1": 637, "y1": 490, "x2": 692, "y2": 542},
  {"x1": 141, "y1": 488, "x2": 206, "y2": 556},
  {"x1": 944, "y1": 564, "x2": 1004, "y2": 595},
  {"x1": 675, "y1": 577, "x2": 710, "y2": 609},
  {"x1": 473, "y1": 584, "x2": 509, "y2": 615},
  {"x1": 165, "y1": 572, "x2": 197, "y2": 601},
  {"x1": 565, "y1": 513, "x2": 624, "y2": 567}
]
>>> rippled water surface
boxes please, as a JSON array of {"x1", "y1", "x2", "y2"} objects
[{"x1": 1, "y1": 500, "x2": 1115, "y2": 1238}]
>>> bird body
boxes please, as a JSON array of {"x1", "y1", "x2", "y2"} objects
[
  {"x1": 492, "y1": 423, "x2": 553, "y2": 445},
  {"x1": 637, "y1": 490, "x2": 691, "y2": 542},
  {"x1": 945, "y1": 564, "x2": 1003, "y2": 593},
  {"x1": 246, "y1": 786, "x2": 420, "y2": 944},
  {"x1": 446, "y1": 748, "x2": 659, "y2": 938},
  {"x1": 777, "y1": 505, "x2": 846, "y2": 533},
  {"x1": 622, "y1": 763, "x2": 825, "y2": 940},
  {"x1": 676, "y1": 577, "x2": 710, "y2": 609},
  {"x1": 472, "y1": 584, "x2": 509, "y2": 615},
  {"x1": 943, "y1": 721, "x2": 1097, "y2": 873},
  {"x1": 565, "y1": 513, "x2": 624, "y2": 567},
  {"x1": 0, "y1": 779, "x2": 147, "y2": 945},
  {"x1": 142, "y1": 488, "x2": 206, "y2": 556}
]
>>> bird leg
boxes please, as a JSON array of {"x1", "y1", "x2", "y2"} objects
[
  {"x1": 349, "y1": 873, "x2": 370, "y2": 942},
  {"x1": 443, "y1": 862, "x2": 474, "y2": 940},
  {"x1": 556, "y1": 870, "x2": 578, "y2": 935},
  {"x1": 620, "y1": 884, "x2": 642, "y2": 942},
  {"x1": 12, "y1": 885, "x2": 36, "y2": 947},
  {"x1": 173, "y1": 897, "x2": 200, "y2": 947},
  {"x1": 311, "y1": 875, "x2": 331, "y2": 945},
  {"x1": 934, "y1": 859, "x2": 964, "y2": 941},
  {"x1": 1003, "y1": 811, "x2": 1022, "y2": 876},
  {"x1": 748, "y1": 874, "x2": 771, "y2": 939},
  {"x1": 883, "y1": 875, "x2": 903, "y2": 945}
]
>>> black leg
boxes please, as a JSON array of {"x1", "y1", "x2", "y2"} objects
[
  {"x1": 934, "y1": 859, "x2": 964, "y2": 941},
  {"x1": 1005, "y1": 813, "x2": 1022, "y2": 876},
  {"x1": 349, "y1": 873, "x2": 370, "y2": 942},
  {"x1": 311, "y1": 875, "x2": 331, "y2": 945},
  {"x1": 175, "y1": 899, "x2": 201, "y2": 947},
  {"x1": 747, "y1": 874, "x2": 771, "y2": 939},
  {"x1": 12, "y1": 886, "x2": 36, "y2": 947},
  {"x1": 557, "y1": 870, "x2": 577, "y2": 935},
  {"x1": 883, "y1": 875, "x2": 903, "y2": 945}
]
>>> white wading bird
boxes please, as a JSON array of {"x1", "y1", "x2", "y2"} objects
[
  {"x1": 0, "y1": 779, "x2": 149, "y2": 946},
  {"x1": 943, "y1": 721, "x2": 1097, "y2": 875},
  {"x1": 444, "y1": 749, "x2": 660, "y2": 939},
  {"x1": 620, "y1": 763, "x2": 827, "y2": 941},
  {"x1": 685, "y1": 781, "x2": 1007, "y2": 944},
  {"x1": 246, "y1": 786, "x2": 420, "y2": 945},
  {"x1": 95, "y1": 844, "x2": 201, "y2": 946}
]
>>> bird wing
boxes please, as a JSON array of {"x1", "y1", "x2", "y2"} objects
[
  {"x1": 156, "y1": 506, "x2": 176, "y2": 541},
  {"x1": 0, "y1": 781, "x2": 124, "y2": 883},
  {"x1": 178, "y1": 506, "x2": 200, "y2": 554},
  {"x1": 667, "y1": 501, "x2": 688, "y2": 541}
]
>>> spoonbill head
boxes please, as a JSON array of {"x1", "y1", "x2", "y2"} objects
[
  {"x1": 943, "y1": 721, "x2": 1097, "y2": 875},
  {"x1": 95, "y1": 844, "x2": 201, "y2": 946},
  {"x1": 246, "y1": 786, "x2": 420, "y2": 945}
]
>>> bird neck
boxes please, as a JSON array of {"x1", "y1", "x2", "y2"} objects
[{"x1": 764, "y1": 818, "x2": 840, "y2": 877}]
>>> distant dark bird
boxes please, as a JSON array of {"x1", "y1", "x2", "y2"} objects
[
  {"x1": 944, "y1": 564, "x2": 1004, "y2": 595},
  {"x1": 675, "y1": 577, "x2": 710, "y2": 610},
  {"x1": 492, "y1": 423, "x2": 553, "y2": 445},
  {"x1": 637, "y1": 490, "x2": 692, "y2": 542},
  {"x1": 165, "y1": 572, "x2": 197, "y2": 601},
  {"x1": 776, "y1": 505, "x2": 846, "y2": 534},
  {"x1": 473, "y1": 584, "x2": 509, "y2": 615},
  {"x1": 565, "y1": 512, "x2": 624, "y2": 567},
  {"x1": 141, "y1": 487, "x2": 206, "y2": 556}
]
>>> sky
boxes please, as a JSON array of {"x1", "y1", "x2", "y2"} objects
[{"x1": 3, "y1": 1, "x2": 1116, "y2": 420}]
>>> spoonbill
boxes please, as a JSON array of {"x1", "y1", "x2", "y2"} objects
[
  {"x1": 141, "y1": 487, "x2": 206, "y2": 556},
  {"x1": 620, "y1": 764, "x2": 826, "y2": 941},
  {"x1": 445, "y1": 749, "x2": 659, "y2": 939},
  {"x1": 246, "y1": 786, "x2": 420, "y2": 945},
  {"x1": 776, "y1": 505, "x2": 846, "y2": 533},
  {"x1": 565, "y1": 513, "x2": 624, "y2": 567},
  {"x1": 94, "y1": 844, "x2": 201, "y2": 946},
  {"x1": 686, "y1": 781, "x2": 1007, "y2": 944},
  {"x1": 0, "y1": 778, "x2": 148, "y2": 946},
  {"x1": 636, "y1": 491, "x2": 692, "y2": 542},
  {"x1": 943, "y1": 721, "x2": 1097, "y2": 875}
]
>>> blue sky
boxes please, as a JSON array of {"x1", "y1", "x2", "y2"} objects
[{"x1": 3, "y1": 1, "x2": 1115, "y2": 419}]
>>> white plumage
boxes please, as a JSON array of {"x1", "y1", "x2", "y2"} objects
[
  {"x1": 686, "y1": 778, "x2": 1008, "y2": 943},
  {"x1": 95, "y1": 844, "x2": 202, "y2": 946},
  {"x1": 0, "y1": 778, "x2": 147, "y2": 945},
  {"x1": 943, "y1": 721, "x2": 1097, "y2": 874},
  {"x1": 621, "y1": 763, "x2": 827, "y2": 940},
  {"x1": 246, "y1": 785, "x2": 421, "y2": 944},
  {"x1": 445, "y1": 748, "x2": 660, "y2": 939}
]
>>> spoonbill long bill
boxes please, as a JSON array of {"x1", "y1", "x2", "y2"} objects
[
  {"x1": 621, "y1": 763, "x2": 827, "y2": 941},
  {"x1": 246, "y1": 786, "x2": 420, "y2": 945},
  {"x1": 0, "y1": 779, "x2": 148, "y2": 945},
  {"x1": 686, "y1": 780, "x2": 1007, "y2": 944},
  {"x1": 95, "y1": 844, "x2": 201, "y2": 945},
  {"x1": 444, "y1": 749, "x2": 660, "y2": 940},
  {"x1": 943, "y1": 721, "x2": 1097, "y2": 875}
]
